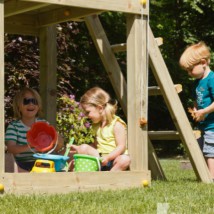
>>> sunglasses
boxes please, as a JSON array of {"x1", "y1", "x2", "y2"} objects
[{"x1": 23, "y1": 98, "x2": 38, "y2": 105}]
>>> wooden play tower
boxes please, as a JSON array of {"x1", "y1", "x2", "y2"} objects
[{"x1": 0, "y1": 0, "x2": 212, "y2": 194}]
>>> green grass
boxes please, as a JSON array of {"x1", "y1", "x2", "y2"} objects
[{"x1": 1, "y1": 159, "x2": 214, "y2": 214}]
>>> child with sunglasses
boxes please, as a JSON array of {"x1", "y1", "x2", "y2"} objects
[
  {"x1": 179, "y1": 42, "x2": 214, "y2": 179},
  {"x1": 5, "y1": 87, "x2": 63, "y2": 172},
  {"x1": 72, "y1": 87, "x2": 131, "y2": 171}
]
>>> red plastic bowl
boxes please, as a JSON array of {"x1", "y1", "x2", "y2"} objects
[{"x1": 27, "y1": 122, "x2": 57, "y2": 153}]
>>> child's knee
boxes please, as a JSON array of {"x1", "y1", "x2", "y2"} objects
[
  {"x1": 115, "y1": 155, "x2": 131, "y2": 168},
  {"x1": 78, "y1": 144, "x2": 90, "y2": 153}
]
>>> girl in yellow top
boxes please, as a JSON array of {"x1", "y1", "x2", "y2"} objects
[{"x1": 74, "y1": 87, "x2": 130, "y2": 171}]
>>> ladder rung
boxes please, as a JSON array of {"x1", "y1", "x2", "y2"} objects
[
  {"x1": 149, "y1": 84, "x2": 182, "y2": 96},
  {"x1": 149, "y1": 131, "x2": 180, "y2": 140},
  {"x1": 111, "y1": 38, "x2": 163, "y2": 53},
  {"x1": 149, "y1": 130, "x2": 200, "y2": 140}
]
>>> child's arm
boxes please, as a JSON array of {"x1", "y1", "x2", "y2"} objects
[
  {"x1": 194, "y1": 102, "x2": 214, "y2": 122},
  {"x1": 54, "y1": 134, "x2": 64, "y2": 152},
  {"x1": 101, "y1": 121, "x2": 127, "y2": 166},
  {"x1": 6, "y1": 141, "x2": 29, "y2": 155}
]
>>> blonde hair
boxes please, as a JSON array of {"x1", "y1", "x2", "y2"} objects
[
  {"x1": 13, "y1": 87, "x2": 43, "y2": 119},
  {"x1": 80, "y1": 87, "x2": 118, "y2": 124},
  {"x1": 179, "y1": 41, "x2": 211, "y2": 70}
]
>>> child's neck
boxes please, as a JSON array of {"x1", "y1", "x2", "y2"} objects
[
  {"x1": 21, "y1": 117, "x2": 36, "y2": 127},
  {"x1": 201, "y1": 66, "x2": 210, "y2": 79}
]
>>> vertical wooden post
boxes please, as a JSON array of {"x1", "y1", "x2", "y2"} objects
[
  {"x1": 127, "y1": 14, "x2": 148, "y2": 170},
  {"x1": 39, "y1": 25, "x2": 57, "y2": 126},
  {"x1": 0, "y1": 0, "x2": 4, "y2": 173}
]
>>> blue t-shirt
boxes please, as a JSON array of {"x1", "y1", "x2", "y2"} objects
[{"x1": 193, "y1": 71, "x2": 214, "y2": 131}]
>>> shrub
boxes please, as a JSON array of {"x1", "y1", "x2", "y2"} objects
[{"x1": 56, "y1": 95, "x2": 95, "y2": 145}]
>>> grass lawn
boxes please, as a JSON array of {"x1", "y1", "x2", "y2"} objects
[{"x1": 1, "y1": 159, "x2": 214, "y2": 214}]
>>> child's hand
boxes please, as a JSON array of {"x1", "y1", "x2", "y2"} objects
[
  {"x1": 194, "y1": 109, "x2": 206, "y2": 122},
  {"x1": 188, "y1": 107, "x2": 197, "y2": 120},
  {"x1": 101, "y1": 156, "x2": 110, "y2": 166},
  {"x1": 66, "y1": 145, "x2": 78, "y2": 156},
  {"x1": 188, "y1": 107, "x2": 205, "y2": 121}
]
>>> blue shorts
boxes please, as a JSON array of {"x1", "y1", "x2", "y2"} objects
[
  {"x1": 197, "y1": 131, "x2": 214, "y2": 158},
  {"x1": 101, "y1": 160, "x2": 114, "y2": 171}
]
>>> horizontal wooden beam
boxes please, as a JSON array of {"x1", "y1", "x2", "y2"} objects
[
  {"x1": 5, "y1": 23, "x2": 39, "y2": 36},
  {"x1": 149, "y1": 131, "x2": 180, "y2": 140},
  {"x1": 5, "y1": 7, "x2": 102, "y2": 33},
  {"x1": 149, "y1": 84, "x2": 182, "y2": 96},
  {"x1": 20, "y1": 0, "x2": 148, "y2": 15},
  {"x1": 5, "y1": 0, "x2": 50, "y2": 17},
  {"x1": 111, "y1": 43, "x2": 126, "y2": 53},
  {"x1": 5, "y1": 14, "x2": 39, "y2": 35},
  {"x1": 111, "y1": 38, "x2": 163, "y2": 53},
  {"x1": 0, "y1": 170, "x2": 150, "y2": 194},
  {"x1": 37, "y1": 7, "x2": 102, "y2": 27},
  {"x1": 148, "y1": 130, "x2": 200, "y2": 140}
]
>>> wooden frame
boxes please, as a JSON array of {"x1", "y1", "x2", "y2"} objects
[
  {"x1": 0, "y1": 1, "x2": 4, "y2": 175},
  {"x1": 1, "y1": 0, "x2": 212, "y2": 195}
]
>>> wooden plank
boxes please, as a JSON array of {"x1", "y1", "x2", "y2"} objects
[
  {"x1": 148, "y1": 131, "x2": 180, "y2": 140},
  {"x1": 5, "y1": 23, "x2": 39, "y2": 36},
  {"x1": 148, "y1": 138, "x2": 166, "y2": 180},
  {"x1": 84, "y1": 15, "x2": 127, "y2": 116},
  {"x1": 148, "y1": 26, "x2": 212, "y2": 183},
  {"x1": 20, "y1": 0, "x2": 148, "y2": 15},
  {"x1": 0, "y1": 1, "x2": 4, "y2": 174},
  {"x1": 149, "y1": 84, "x2": 182, "y2": 96},
  {"x1": 111, "y1": 43, "x2": 126, "y2": 53},
  {"x1": 149, "y1": 130, "x2": 201, "y2": 140},
  {"x1": 39, "y1": 26, "x2": 57, "y2": 126},
  {"x1": 5, "y1": 14, "x2": 36, "y2": 26},
  {"x1": 127, "y1": 14, "x2": 148, "y2": 170},
  {"x1": 37, "y1": 7, "x2": 102, "y2": 27},
  {"x1": 5, "y1": 14, "x2": 39, "y2": 35},
  {"x1": 155, "y1": 37, "x2": 163, "y2": 46},
  {"x1": 0, "y1": 171, "x2": 150, "y2": 194},
  {"x1": 5, "y1": 0, "x2": 50, "y2": 17},
  {"x1": 111, "y1": 38, "x2": 163, "y2": 53}
]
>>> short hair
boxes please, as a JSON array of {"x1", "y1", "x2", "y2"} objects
[
  {"x1": 179, "y1": 41, "x2": 211, "y2": 70},
  {"x1": 80, "y1": 87, "x2": 118, "y2": 124},
  {"x1": 13, "y1": 87, "x2": 43, "y2": 119}
]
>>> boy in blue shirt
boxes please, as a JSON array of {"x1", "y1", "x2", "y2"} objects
[{"x1": 180, "y1": 42, "x2": 214, "y2": 179}]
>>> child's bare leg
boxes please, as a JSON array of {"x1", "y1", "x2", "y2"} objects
[
  {"x1": 17, "y1": 166, "x2": 29, "y2": 173},
  {"x1": 206, "y1": 157, "x2": 214, "y2": 179},
  {"x1": 73, "y1": 144, "x2": 100, "y2": 157},
  {"x1": 110, "y1": 155, "x2": 131, "y2": 171}
]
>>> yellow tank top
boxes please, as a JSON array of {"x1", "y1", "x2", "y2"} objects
[{"x1": 92, "y1": 115, "x2": 128, "y2": 155}]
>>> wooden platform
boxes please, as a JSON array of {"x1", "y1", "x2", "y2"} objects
[{"x1": 0, "y1": 171, "x2": 150, "y2": 194}]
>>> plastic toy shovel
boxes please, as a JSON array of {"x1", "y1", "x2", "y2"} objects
[{"x1": 62, "y1": 137, "x2": 74, "y2": 172}]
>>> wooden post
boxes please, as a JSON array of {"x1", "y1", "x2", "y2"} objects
[
  {"x1": 148, "y1": 26, "x2": 212, "y2": 183},
  {"x1": 127, "y1": 14, "x2": 148, "y2": 170},
  {"x1": 0, "y1": 0, "x2": 4, "y2": 174},
  {"x1": 39, "y1": 25, "x2": 57, "y2": 126},
  {"x1": 148, "y1": 139, "x2": 166, "y2": 180}
]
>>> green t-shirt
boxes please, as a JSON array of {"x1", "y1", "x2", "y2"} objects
[{"x1": 5, "y1": 118, "x2": 46, "y2": 163}]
